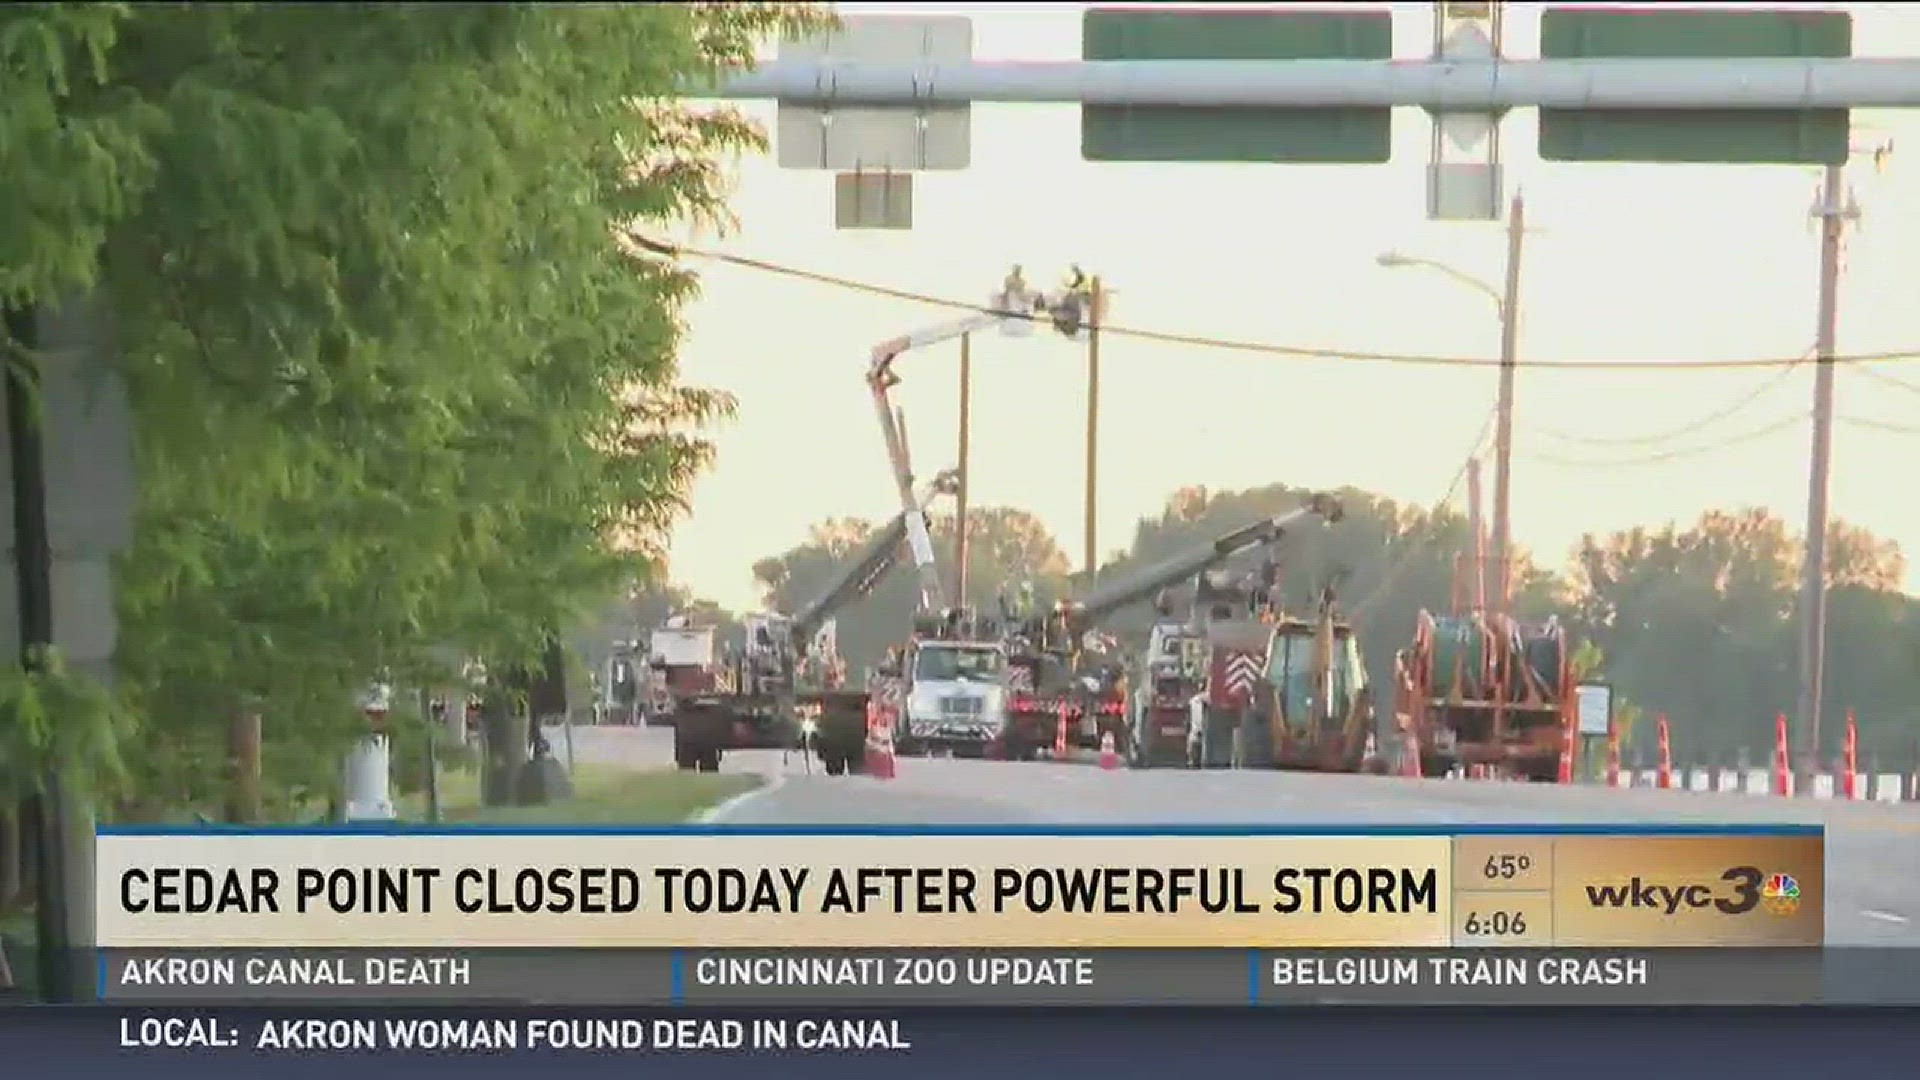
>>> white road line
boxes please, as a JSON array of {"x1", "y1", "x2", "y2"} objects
[
  {"x1": 694, "y1": 769, "x2": 788, "y2": 824},
  {"x1": 1859, "y1": 909, "x2": 1911, "y2": 925}
]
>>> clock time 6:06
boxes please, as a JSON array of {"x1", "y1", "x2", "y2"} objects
[{"x1": 1462, "y1": 910, "x2": 1527, "y2": 936}]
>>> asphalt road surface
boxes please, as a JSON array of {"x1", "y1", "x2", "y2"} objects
[{"x1": 556, "y1": 723, "x2": 1920, "y2": 947}]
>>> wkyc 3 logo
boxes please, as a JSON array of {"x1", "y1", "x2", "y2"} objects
[{"x1": 1584, "y1": 866, "x2": 1803, "y2": 917}]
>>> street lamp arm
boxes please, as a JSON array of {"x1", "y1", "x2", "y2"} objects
[{"x1": 1379, "y1": 253, "x2": 1505, "y2": 315}]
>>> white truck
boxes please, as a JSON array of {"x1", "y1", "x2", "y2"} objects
[{"x1": 897, "y1": 638, "x2": 1012, "y2": 757}]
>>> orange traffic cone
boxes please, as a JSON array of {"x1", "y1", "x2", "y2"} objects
[
  {"x1": 1842, "y1": 712, "x2": 1859, "y2": 800},
  {"x1": 1099, "y1": 731, "x2": 1119, "y2": 771},
  {"x1": 1656, "y1": 715, "x2": 1673, "y2": 790},
  {"x1": 1772, "y1": 713, "x2": 1791, "y2": 796},
  {"x1": 864, "y1": 700, "x2": 896, "y2": 780}
]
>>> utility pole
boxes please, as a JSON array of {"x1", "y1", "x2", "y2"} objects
[
  {"x1": 1795, "y1": 162, "x2": 1856, "y2": 793},
  {"x1": 1491, "y1": 193, "x2": 1525, "y2": 615},
  {"x1": 1466, "y1": 457, "x2": 1486, "y2": 610},
  {"x1": 955, "y1": 333, "x2": 972, "y2": 605},
  {"x1": 1083, "y1": 276, "x2": 1105, "y2": 578}
]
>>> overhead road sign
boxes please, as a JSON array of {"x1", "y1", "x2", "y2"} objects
[
  {"x1": 1539, "y1": 8, "x2": 1853, "y2": 165},
  {"x1": 1079, "y1": 7, "x2": 1392, "y2": 164},
  {"x1": 710, "y1": 58, "x2": 1920, "y2": 111},
  {"x1": 773, "y1": 14, "x2": 971, "y2": 230}
]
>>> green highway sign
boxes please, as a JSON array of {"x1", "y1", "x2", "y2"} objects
[
  {"x1": 1080, "y1": 8, "x2": 1392, "y2": 164},
  {"x1": 1538, "y1": 7, "x2": 1854, "y2": 165}
]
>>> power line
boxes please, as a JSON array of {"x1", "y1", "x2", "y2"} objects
[
  {"x1": 631, "y1": 233, "x2": 1920, "y2": 372},
  {"x1": 1350, "y1": 404, "x2": 1496, "y2": 619},
  {"x1": 1527, "y1": 353, "x2": 1811, "y2": 448},
  {"x1": 1522, "y1": 412, "x2": 1808, "y2": 468},
  {"x1": 1848, "y1": 364, "x2": 1920, "y2": 397},
  {"x1": 1827, "y1": 411, "x2": 1920, "y2": 432}
]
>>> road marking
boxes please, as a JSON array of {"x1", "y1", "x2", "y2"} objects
[
  {"x1": 1859, "y1": 909, "x2": 1910, "y2": 925},
  {"x1": 695, "y1": 768, "x2": 789, "y2": 824}
]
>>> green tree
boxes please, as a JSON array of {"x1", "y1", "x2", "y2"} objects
[
  {"x1": 3, "y1": 2, "x2": 826, "y2": 816},
  {"x1": 1561, "y1": 509, "x2": 1916, "y2": 764}
]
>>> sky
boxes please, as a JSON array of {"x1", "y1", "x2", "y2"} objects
[{"x1": 660, "y1": 1, "x2": 1920, "y2": 613}]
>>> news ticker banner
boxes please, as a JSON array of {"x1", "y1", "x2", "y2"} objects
[
  {"x1": 88, "y1": 946, "x2": 1920, "y2": 1006},
  {"x1": 95, "y1": 825, "x2": 1824, "y2": 951}
]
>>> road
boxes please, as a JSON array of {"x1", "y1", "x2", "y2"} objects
[{"x1": 558, "y1": 723, "x2": 1920, "y2": 947}]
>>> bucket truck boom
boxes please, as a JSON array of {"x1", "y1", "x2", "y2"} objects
[
  {"x1": 990, "y1": 493, "x2": 1344, "y2": 762},
  {"x1": 866, "y1": 266, "x2": 1096, "y2": 614},
  {"x1": 667, "y1": 471, "x2": 962, "y2": 778}
]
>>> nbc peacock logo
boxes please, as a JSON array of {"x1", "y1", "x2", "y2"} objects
[{"x1": 1761, "y1": 873, "x2": 1801, "y2": 915}]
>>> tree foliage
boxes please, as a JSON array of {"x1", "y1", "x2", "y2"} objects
[{"x1": 2, "y1": 2, "x2": 825, "y2": 816}]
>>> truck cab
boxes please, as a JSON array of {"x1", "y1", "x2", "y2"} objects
[
  {"x1": 900, "y1": 638, "x2": 1010, "y2": 757},
  {"x1": 649, "y1": 623, "x2": 720, "y2": 704},
  {"x1": 1132, "y1": 621, "x2": 1206, "y2": 767}
]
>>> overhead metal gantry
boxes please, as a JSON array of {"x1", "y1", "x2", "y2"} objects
[{"x1": 708, "y1": 58, "x2": 1920, "y2": 109}]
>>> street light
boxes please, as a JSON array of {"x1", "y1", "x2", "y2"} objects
[
  {"x1": 1375, "y1": 194, "x2": 1527, "y2": 618},
  {"x1": 1375, "y1": 251, "x2": 1505, "y2": 316}
]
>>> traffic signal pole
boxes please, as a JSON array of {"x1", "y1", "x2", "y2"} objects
[{"x1": 709, "y1": 58, "x2": 1920, "y2": 108}]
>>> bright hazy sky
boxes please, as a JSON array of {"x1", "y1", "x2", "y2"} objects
[{"x1": 663, "y1": 1, "x2": 1920, "y2": 613}]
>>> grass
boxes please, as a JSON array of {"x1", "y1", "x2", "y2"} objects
[
  {"x1": 0, "y1": 761, "x2": 762, "y2": 997},
  {"x1": 401, "y1": 761, "x2": 763, "y2": 825}
]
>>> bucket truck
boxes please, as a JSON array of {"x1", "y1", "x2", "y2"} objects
[
  {"x1": 665, "y1": 470, "x2": 961, "y2": 774},
  {"x1": 858, "y1": 267, "x2": 1098, "y2": 758},
  {"x1": 983, "y1": 494, "x2": 1346, "y2": 763}
]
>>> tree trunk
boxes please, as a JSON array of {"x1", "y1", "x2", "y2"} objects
[
  {"x1": 226, "y1": 710, "x2": 262, "y2": 824},
  {"x1": 0, "y1": 807, "x2": 18, "y2": 910},
  {"x1": 480, "y1": 693, "x2": 525, "y2": 808}
]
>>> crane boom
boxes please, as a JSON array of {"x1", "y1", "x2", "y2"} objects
[
  {"x1": 867, "y1": 270, "x2": 1058, "y2": 614},
  {"x1": 791, "y1": 469, "x2": 960, "y2": 649},
  {"x1": 1054, "y1": 493, "x2": 1344, "y2": 633}
]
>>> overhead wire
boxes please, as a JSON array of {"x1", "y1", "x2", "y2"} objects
[
  {"x1": 1522, "y1": 411, "x2": 1809, "y2": 468},
  {"x1": 1349, "y1": 403, "x2": 1497, "y2": 620},
  {"x1": 1848, "y1": 363, "x2": 1920, "y2": 397},
  {"x1": 1527, "y1": 351, "x2": 1812, "y2": 448},
  {"x1": 628, "y1": 232, "x2": 1920, "y2": 372},
  {"x1": 1837, "y1": 414, "x2": 1920, "y2": 436}
]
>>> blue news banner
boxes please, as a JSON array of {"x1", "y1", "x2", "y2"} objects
[{"x1": 2, "y1": 1005, "x2": 1918, "y2": 1077}]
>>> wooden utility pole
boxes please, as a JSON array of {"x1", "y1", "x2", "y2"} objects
[
  {"x1": 1466, "y1": 457, "x2": 1486, "y2": 609},
  {"x1": 1083, "y1": 277, "x2": 1105, "y2": 577},
  {"x1": 956, "y1": 333, "x2": 972, "y2": 605},
  {"x1": 1795, "y1": 162, "x2": 1856, "y2": 793},
  {"x1": 1490, "y1": 194, "x2": 1525, "y2": 615}
]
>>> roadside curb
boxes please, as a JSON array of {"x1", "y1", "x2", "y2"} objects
[{"x1": 694, "y1": 767, "x2": 788, "y2": 824}]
